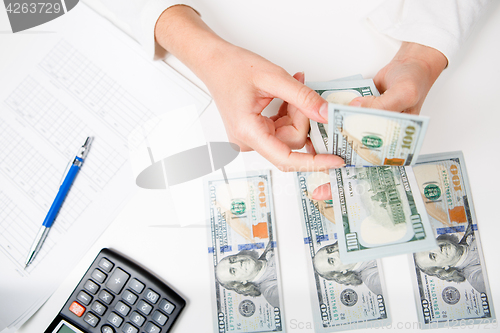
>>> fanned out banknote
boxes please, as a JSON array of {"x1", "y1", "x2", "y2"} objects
[
  {"x1": 329, "y1": 166, "x2": 437, "y2": 264},
  {"x1": 307, "y1": 77, "x2": 380, "y2": 154},
  {"x1": 409, "y1": 152, "x2": 496, "y2": 328},
  {"x1": 327, "y1": 103, "x2": 429, "y2": 166},
  {"x1": 295, "y1": 171, "x2": 391, "y2": 331},
  {"x1": 206, "y1": 170, "x2": 285, "y2": 333}
]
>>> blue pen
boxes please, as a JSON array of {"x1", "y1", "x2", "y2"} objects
[{"x1": 25, "y1": 137, "x2": 93, "y2": 268}]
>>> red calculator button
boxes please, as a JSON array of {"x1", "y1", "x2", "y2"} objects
[{"x1": 69, "y1": 301, "x2": 86, "y2": 317}]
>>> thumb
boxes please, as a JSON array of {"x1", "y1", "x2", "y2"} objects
[
  {"x1": 349, "y1": 84, "x2": 417, "y2": 112},
  {"x1": 261, "y1": 72, "x2": 328, "y2": 123},
  {"x1": 349, "y1": 96, "x2": 376, "y2": 108}
]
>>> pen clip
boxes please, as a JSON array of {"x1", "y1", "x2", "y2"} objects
[
  {"x1": 59, "y1": 137, "x2": 93, "y2": 186},
  {"x1": 76, "y1": 136, "x2": 93, "y2": 161}
]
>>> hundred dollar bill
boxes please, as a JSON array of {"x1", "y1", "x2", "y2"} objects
[
  {"x1": 307, "y1": 78, "x2": 380, "y2": 154},
  {"x1": 206, "y1": 170, "x2": 285, "y2": 333},
  {"x1": 295, "y1": 171, "x2": 391, "y2": 331},
  {"x1": 328, "y1": 103, "x2": 429, "y2": 166},
  {"x1": 329, "y1": 166, "x2": 437, "y2": 264},
  {"x1": 409, "y1": 151, "x2": 496, "y2": 328}
]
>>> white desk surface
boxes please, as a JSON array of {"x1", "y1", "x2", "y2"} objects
[{"x1": 1, "y1": 0, "x2": 499, "y2": 332}]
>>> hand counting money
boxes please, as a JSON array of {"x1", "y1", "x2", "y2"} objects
[
  {"x1": 307, "y1": 77, "x2": 380, "y2": 154},
  {"x1": 308, "y1": 77, "x2": 429, "y2": 166}
]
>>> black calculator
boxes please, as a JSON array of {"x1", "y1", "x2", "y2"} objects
[{"x1": 44, "y1": 248, "x2": 186, "y2": 333}]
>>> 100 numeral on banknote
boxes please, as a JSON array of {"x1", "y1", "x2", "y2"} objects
[
  {"x1": 207, "y1": 171, "x2": 284, "y2": 333},
  {"x1": 328, "y1": 103, "x2": 428, "y2": 166},
  {"x1": 409, "y1": 152, "x2": 495, "y2": 328}
]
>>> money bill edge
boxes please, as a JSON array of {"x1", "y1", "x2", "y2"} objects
[{"x1": 305, "y1": 78, "x2": 378, "y2": 93}]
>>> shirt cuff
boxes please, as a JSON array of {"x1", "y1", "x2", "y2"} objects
[{"x1": 367, "y1": 0, "x2": 490, "y2": 65}]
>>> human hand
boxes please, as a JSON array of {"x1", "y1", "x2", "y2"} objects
[
  {"x1": 202, "y1": 46, "x2": 345, "y2": 171},
  {"x1": 348, "y1": 42, "x2": 448, "y2": 115},
  {"x1": 155, "y1": 6, "x2": 344, "y2": 172},
  {"x1": 310, "y1": 42, "x2": 448, "y2": 201}
]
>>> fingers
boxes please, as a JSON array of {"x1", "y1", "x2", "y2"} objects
[
  {"x1": 349, "y1": 82, "x2": 420, "y2": 114},
  {"x1": 235, "y1": 110, "x2": 343, "y2": 171},
  {"x1": 312, "y1": 183, "x2": 332, "y2": 201},
  {"x1": 258, "y1": 70, "x2": 328, "y2": 124},
  {"x1": 304, "y1": 138, "x2": 316, "y2": 155},
  {"x1": 273, "y1": 72, "x2": 312, "y2": 149},
  {"x1": 244, "y1": 124, "x2": 344, "y2": 171},
  {"x1": 274, "y1": 115, "x2": 309, "y2": 150}
]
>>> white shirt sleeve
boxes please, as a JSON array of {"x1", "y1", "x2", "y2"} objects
[
  {"x1": 367, "y1": 0, "x2": 491, "y2": 64},
  {"x1": 96, "y1": 0, "x2": 197, "y2": 59}
]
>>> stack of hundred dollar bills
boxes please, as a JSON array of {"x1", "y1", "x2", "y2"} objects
[
  {"x1": 301, "y1": 77, "x2": 495, "y2": 330},
  {"x1": 307, "y1": 76, "x2": 437, "y2": 264},
  {"x1": 203, "y1": 77, "x2": 495, "y2": 333}
]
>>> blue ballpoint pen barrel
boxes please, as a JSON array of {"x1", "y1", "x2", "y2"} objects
[{"x1": 42, "y1": 163, "x2": 80, "y2": 228}]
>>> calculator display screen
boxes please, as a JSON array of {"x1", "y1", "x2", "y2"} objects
[{"x1": 53, "y1": 320, "x2": 85, "y2": 333}]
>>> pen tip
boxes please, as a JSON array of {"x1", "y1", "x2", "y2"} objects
[{"x1": 25, "y1": 259, "x2": 32, "y2": 269}]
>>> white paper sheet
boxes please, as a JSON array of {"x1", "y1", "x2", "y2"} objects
[{"x1": 0, "y1": 3, "x2": 211, "y2": 331}]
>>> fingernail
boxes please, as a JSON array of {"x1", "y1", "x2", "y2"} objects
[
  {"x1": 311, "y1": 187, "x2": 320, "y2": 200},
  {"x1": 319, "y1": 103, "x2": 328, "y2": 122}
]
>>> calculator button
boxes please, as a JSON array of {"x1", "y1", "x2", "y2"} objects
[
  {"x1": 122, "y1": 290, "x2": 138, "y2": 305},
  {"x1": 91, "y1": 269, "x2": 107, "y2": 283},
  {"x1": 144, "y1": 322, "x2": 161, "y2": 333},
  {"x1": 128, "y1": 279, "x2": 145, "y2": 294},
  {"x1": 129, "y1": 311, "x2": 146, "y2": 327},
  {"x1": 137, "y1": 300, "x2": 153, "y2": 315},
  {"x1": 69, "y1": 301, "x2": 85, "y2": 317},
  {"x1": 144, "y1": 289, "x2": 160, "y2": 304},
  {"x1": 114, "y1": 301, "x2": 131, "y2": 316},
  {"x1": 152, "y1": 310, "x2": 168, "y2": 326},
  {"x1": 101, "y1": 325, "x2": 115, "y2": 333},
  {"x1": 122, "y1": 323, "x2": 139, "y2": 333},
  {"x1": 159, "y1": 299, "x2": 175, "y2": 314},
  {"x1": 106, "y1": 268, "x2": 130, "y2": 294},
  {"x1": 99, "y1": 289, "x2": 115, "y2": 304},
  {"x1": 77, "y1": 291, "x2": 93, "y2": 305},
  {"x1": 84, "y1": 279, "x2": 100, "y2": 295},
  {"x1": 91, "y1": 301, "x2": 107, "y2": 315},
  {"x1": 99, "y1": 258, "x2": 114, "y2": 272},
  {"x1": 84, "y1": 312, "x2": 100, "y2": 327},
  {"x1": 107, "y1": 312, "x2": 124, "y2": 327}
]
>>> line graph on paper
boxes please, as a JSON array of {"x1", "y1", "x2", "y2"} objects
[
  {"x1": 0, "y1": 190, "x2": 57, "y2": 272},
  {"x1": 4, "y1": 76, "x2": 127, "y2": 189},
  {"x1": 38, "y1": 39, "x2": 155, "y2": 140}
]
